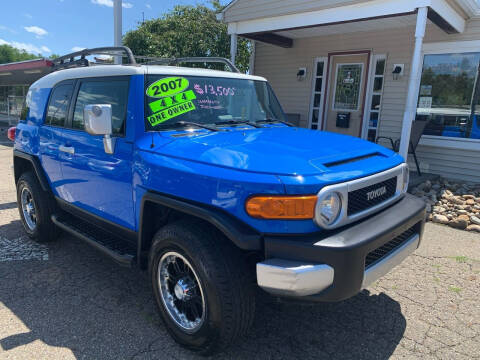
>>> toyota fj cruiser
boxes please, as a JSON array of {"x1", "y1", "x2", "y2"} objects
[{"x1": 9, "y1": 47, "x2": 426, "y2": 354}]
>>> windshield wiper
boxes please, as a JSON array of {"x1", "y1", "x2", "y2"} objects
[
  {"x1": 256, "y1": 117, "x2": 293, "y2": 127},
  {"x1": 214, "y1": 119, "x2": 262, "y2": 128},
  {"x1": 176, "y1": 121, "x2": 221, "y2": 132}
]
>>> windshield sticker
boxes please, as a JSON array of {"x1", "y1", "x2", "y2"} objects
[
  {"x1": 146, "y1": 77, "x2": 190, "y2": 98},
  {"x1": 149, "y1": 90, "x2": 196, "y2": 113},
  {"x1": 147, "y1": 101, "x2": 196, "y2": 126},
  {"x1": 146, "y1": 76, "x2": 197, "y2": 126}
]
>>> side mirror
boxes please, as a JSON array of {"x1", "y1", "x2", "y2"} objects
[{"x1": 84, "y1": 104, "x2": 115, "y2": 154}]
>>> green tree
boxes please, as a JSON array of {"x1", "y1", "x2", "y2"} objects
[
  {"x1": 123, "y1": 1, "x2": 251, "y2": 72},
  {"x1": 0, "y1": 44, "x2": 39, "y2": 64}
]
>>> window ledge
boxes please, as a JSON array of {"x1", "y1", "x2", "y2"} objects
[{"x1": 419, "y1": 135, "x2": 480, "y2": 151}]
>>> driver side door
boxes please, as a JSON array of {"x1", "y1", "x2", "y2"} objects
[{"x1": 58, "y1": 76, "x2": 135, "y2": 230}]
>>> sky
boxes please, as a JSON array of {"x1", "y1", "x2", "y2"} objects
[{"x1": 0, "y1": 0, "x2": 227, "y2": 58}]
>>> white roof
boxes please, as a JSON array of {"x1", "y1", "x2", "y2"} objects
[{"x1": 31, "y1": 64, "x2": 266, "y2": 89}]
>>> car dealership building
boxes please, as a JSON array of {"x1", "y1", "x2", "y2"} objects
[
  {"x1": 0, "y1": 58, "x2": 52, "y2": 124},
  {"x1": 222, "y1": 0, "x2": 480, "y2": 182}
]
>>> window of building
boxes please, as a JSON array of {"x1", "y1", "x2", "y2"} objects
[
  {"x1": 333, "y1": 63, "x2": 363, "y2": 111},
  {"x1": 416, "y1": 52, "x2": 480, "y2": 140},
  {"x1": 72, "y1": 78, "x2": 129, "y2": 134},
  {"x1": 309, "y1": 58, "x2": 327, "y2": 130},
  {"x1": 365, "y1": 55, "x2": 386, "y2": 142},
  {"x1": 0, "y1": 85, "x2": 29, "y2": 117},
  {"x1": 46, "y1": 83, "x2": 74, "y2": 127}
]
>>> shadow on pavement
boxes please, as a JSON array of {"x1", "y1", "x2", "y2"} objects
[
  {"x1": 0, "y1": 230, "x2": 406, "y2": 359},
  {"x1": 0, "y1": 202, "x2": 18, "y2": 211}
]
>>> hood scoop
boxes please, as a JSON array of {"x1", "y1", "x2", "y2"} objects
[{"x1": 323, "y1": 152, "x2": 385, "y2": 168}]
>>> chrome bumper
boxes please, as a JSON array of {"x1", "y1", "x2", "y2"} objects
[
  {"x1": 257, "y1": 233, "x2": 419, "y2": 298},
  {"x1": 256, "y1": 259, "x2": 334, "y2": 297}
]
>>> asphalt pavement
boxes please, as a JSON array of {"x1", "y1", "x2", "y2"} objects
[{"x1": 0, "y1": 137, "x2": 479, "y2": 359}]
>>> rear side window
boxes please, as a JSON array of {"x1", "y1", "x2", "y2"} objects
[
  {"x1": 72, "y1": 79, "x2": 129, "y2": 134},
  {"x1": 46, "y1": 84, "x2": 74, "y2": 127},
  {"x1": 20, "y1": 89, "x2": 31, "y2": 121}
]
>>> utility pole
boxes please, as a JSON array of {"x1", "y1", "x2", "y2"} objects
[{"x1": 114, "y1": 0, "x2": 122, "y2": 64}]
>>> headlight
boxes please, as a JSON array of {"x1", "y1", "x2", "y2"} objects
[
  {"x1": 402, "y1": 165, "x2": 409, "y2": 193},
  {"x1": 316, "y1": 192, "x2": 342, "y2": 226}
]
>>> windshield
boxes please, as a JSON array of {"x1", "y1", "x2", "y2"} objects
[{"x1": 144, "y1": 75, "x2": 286, "y2": 131}]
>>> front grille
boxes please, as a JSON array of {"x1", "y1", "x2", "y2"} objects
[
  {"x1": 347, "y1": 177, "x2": 397, "y2": 215},
  {"x1": 365, "y1": 226, "x2": 417, "y2": 269}
]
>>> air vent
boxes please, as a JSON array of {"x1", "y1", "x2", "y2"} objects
[{"x1": 324, "y1": 153, "x2": 383, "y2": 168}]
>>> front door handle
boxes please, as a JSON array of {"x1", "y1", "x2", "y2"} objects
[{"x1": 59, "y1": 145, "x2": 75, "y2": 155}]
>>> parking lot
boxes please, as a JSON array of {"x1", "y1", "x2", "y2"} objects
[{"x1": 0, "y1": 137, "x2": 479, "y2": 359}]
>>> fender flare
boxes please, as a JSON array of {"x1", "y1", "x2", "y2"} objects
[
  {"x1": 13, "y1": 150, "x2": 51, "y2": 192},
  {"x1": 138, "y1": 191, "x2": 262, "y2": 265}
]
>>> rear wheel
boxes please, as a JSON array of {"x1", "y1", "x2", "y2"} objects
[
  {"x1": 16, "y1": 172, "x2": 57, "y2": 242},
  {"x1": 149, "y1": 219, "x2": 255, "y2": 354}
]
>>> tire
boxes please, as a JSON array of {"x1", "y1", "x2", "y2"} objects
[
  {"x1": 16, "y1": 171, "x2": 57, "y2": 242},
  {"x1": 149, "y1": 219, "x2": 255, "y2": 354}
]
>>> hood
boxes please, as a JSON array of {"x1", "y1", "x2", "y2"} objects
[{"x1": 143, "y1": 127, "x2": 402, "y2": 177}]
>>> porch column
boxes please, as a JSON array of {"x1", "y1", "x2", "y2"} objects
[
  {"x1": 399, "y1": 6, "x2": 428, "y2": 160},
  {"x1": 230, "y1": 33, "x2": 238, "y2": 65},
  {"x1": 249, "y1": 40, "x2": 256, "y2": 74}
]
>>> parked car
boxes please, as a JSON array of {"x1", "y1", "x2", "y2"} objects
[{"x1": 9, "y1": 47, "x2": 426, "y2": 354}]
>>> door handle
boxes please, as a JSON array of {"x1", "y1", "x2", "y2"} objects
[{"x1": 59, "y1": 145, "x2": 75, "y2": 155}]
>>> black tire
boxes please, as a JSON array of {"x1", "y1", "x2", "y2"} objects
[
  {"x1": 16, "y1": 171, "x2": 57, "y2": 242},
  {"x1": 149, "y1": 219, "x2": 255, "y2": 354}
]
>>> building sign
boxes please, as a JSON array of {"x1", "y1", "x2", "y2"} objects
[{"x1": 418, "y1": 96, "x2": 432, "y2": 109}]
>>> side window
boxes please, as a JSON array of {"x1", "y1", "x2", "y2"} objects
[
  {"x1": 72, "y1": 79, "x2": 129, "y2": 134},
  {"x1": 46, "y1": 84, "x2": 74, "y2": 127},
  {"x1": 20, "y1": 89, "x2": 31, "y2": 121}
]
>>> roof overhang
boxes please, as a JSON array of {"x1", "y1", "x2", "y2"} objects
[
  {"x1": 224, "y1": 0, "x2": 467, "y2": 47},
  {"x1": 0, "y1": 59, "x2": 53, "y2": 86}
]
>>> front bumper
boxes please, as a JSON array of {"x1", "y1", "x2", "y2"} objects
[{"x1": 256, "y1": 193, "x2": 426, "y2": 302}]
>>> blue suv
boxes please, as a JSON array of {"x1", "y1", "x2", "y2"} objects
[{"x1": 10, "y1": 47, "x2": 426, "y2": 354}]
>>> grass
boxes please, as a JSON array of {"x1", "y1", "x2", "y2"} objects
[
  {"x1": 448, "y1": 286, "x2": 462, "y2": 293},
  {"x1": 453, "y1": 256, "x2": 468, "y2": 263}
]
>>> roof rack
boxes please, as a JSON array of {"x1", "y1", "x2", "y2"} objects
[
  {"x1": 50, "y1": 46, "x2": 240, "y2": 73},
  {"x1": 51, "y1": 46, "x2": 137, "y2": 71},
  {"x1": 135, "y1": 55, "x2": 240, "y2": 73}
]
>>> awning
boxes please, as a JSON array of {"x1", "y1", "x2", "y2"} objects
[{"x1": 0, "y1": 58, "x2": 53, "y2": 85}]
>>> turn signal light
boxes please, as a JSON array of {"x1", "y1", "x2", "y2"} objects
[
  {"x1": 245, "y1": 195, "x2": 317, "y2": 219},
  {"x1": 7, "y1": 127, "x2": 16, "y2": 141}
]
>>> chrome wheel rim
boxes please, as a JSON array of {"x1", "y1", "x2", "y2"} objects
[
  {"x1": 21, "y1": 187, "x2": 37, "y2": 231},
  {"x1": 157, "y1": 251, "x2": 206, "y2": 333}
]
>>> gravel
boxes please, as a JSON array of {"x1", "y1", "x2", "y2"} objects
[{"x1": 410, "y1": 178, "x2": 480, "y2": 232}]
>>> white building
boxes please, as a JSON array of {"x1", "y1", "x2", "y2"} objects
[{"x1": 221, "y1": 0, "x2": 480, "y2": 182}]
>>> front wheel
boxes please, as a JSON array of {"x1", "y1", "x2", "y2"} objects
[{"x1": 149, "y1": 220, "x2": 255, "y2": 354}]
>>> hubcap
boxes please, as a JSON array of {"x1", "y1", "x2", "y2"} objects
[
  {"x1": 157, "y1": 252, "x2": 206, "y2": 333},
  {"x1": 21, "y1": 187, "x2": 37, "y2": 231}
]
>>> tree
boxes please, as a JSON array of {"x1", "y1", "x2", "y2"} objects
[
  {"x1": 123, "y1": 1, "x2": 250, "y2": 73},
  {"x1": 0, "y1": 44, "x2": 39, "y2": 64}
]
